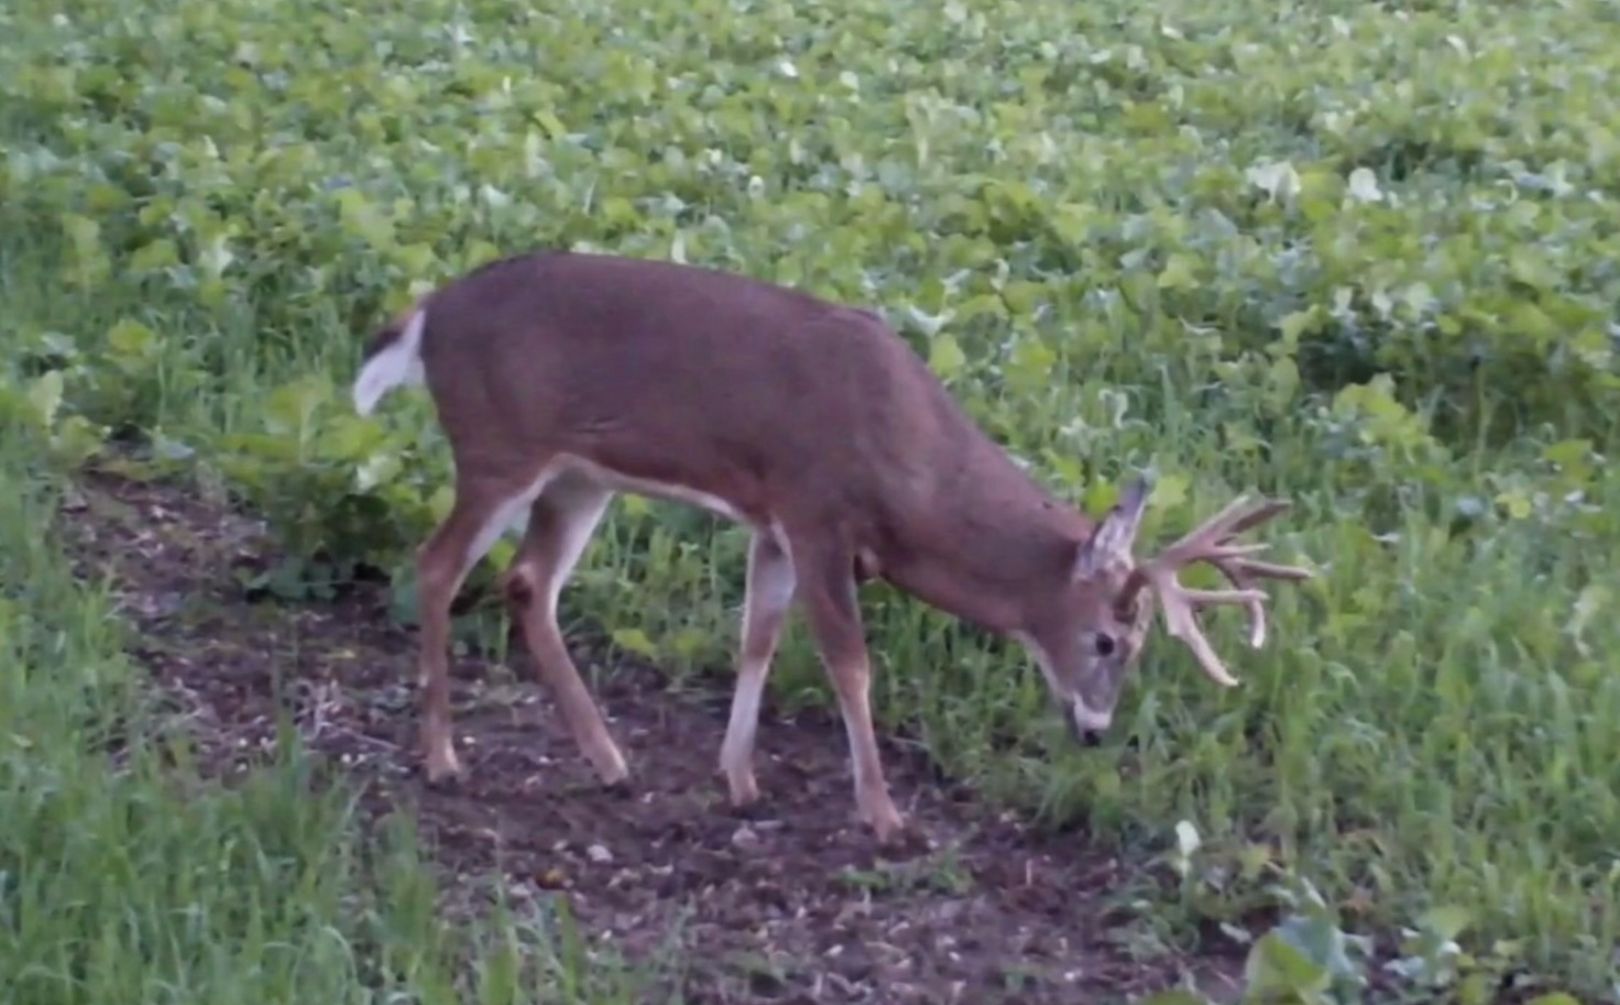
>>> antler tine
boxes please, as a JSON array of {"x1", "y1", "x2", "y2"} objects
[
  {"x1": 1155, "y1": 581, "x2": 1246, "y2": 686},
  {"x1": 1157, "y1": 496, "x2": 1290, "y2": 561},
  {"x1": 1209, "y1": 556, "x2": 1268, "y2": 649},
  {"x1": 1206, "y1": 550, "x2": 1314, "y2": 651},
  {"x1": 1154, "y1": 494, "x2": 1253, "y2": 558},
  {"x1": 1135, "y1": 494, "x2": 1313, "y2": 685},
  {"x1": 1135, "y1": 552, "x2": 1267, "y2": 686},
  {"x1": 1232, "y1": 557, "x2": 1313, "y2": 582},
  {"x1": 1225, "y1": 497, "x2": 1293, "y2": 537}
]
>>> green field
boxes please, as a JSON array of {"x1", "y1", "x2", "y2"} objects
[{"x1": 4, "y1": 0, "x2": 1620, "y2": 1000}]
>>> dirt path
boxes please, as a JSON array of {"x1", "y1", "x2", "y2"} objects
[{"x1": 59, "y1": 469, "x2": 1244, "y2": 1004}]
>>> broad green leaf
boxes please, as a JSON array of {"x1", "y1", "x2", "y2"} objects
[
  {"x1": 670, "y1": 627, "x2": 711, "y2": 662},
  {"x1": 1244, "y1": 931, "x2": 1331, "y2": 996},
  {"x1": 63, "y1": 214, "x2": 100, "y2": 256},
  {"x1": 63, "y1": 213, "x2": 110, "y2": 287},
  {"x1": 1543, "y1": 438, "x2": 1592, "y2": 471},
  {"x1": 1082, "y1": 479, "x2": 1118, "y2": 517},
  {"x1": 1157, "y1": 253, "x2": 1199, "y2": 290},
  {"x1": 27, "y1": 370, "x2": 64, "y2": 427},
  {"x1": 323, "y1": 414, "x2": 387, "y2": 461},
  {"x1": 1001, "y1": 279, "x2": 1046, "y2": 316},
  {"x1": 1457, "y1": 973, "x2": 1494, "y2": 1005},
  {"x1": 1506, "y1": 301, "x2": 1557, "y2": 344},
  {"x1": 1508, "y1": 247, "x2": 1559, "y2": 291},
  {"x1": 428, "y1": 485, "x2": 455, "y2": 522},
  {"x1": 534, "y1": 109, "x2": 568, "y2": 140},
  {"x1": 1417, "y1": 905, "x2": 1471, "y2": 941},
  {"x1": 487, "y1": 538, "x2": 516, "y2": 572},
  {"x1": 611, "y1": 628, "x2": 659, "y2": 660},
  {"x1": 1048, "y1": 202, "x2": 1094, "y2": 245},
  {"x1": 1276, "y1": 308, "x2": 1321, "y2": 347},
  {"x1": 928, "y1": 332, "x2": 967, "y2": 378},
  {"x1": 129, "y1": 238, "x2": 179, "y2": 272},
  {"x1": 393, "y1": 242, "x2": 437, "y2": 276},
  {"x1": 954, "y1": 294, "x2": 1007, "y2": 324},
  {"x1": 1266, "y1": 355, "x2": 1300, "y2": 405},
  {"x1": 1150, "y1": 472, "x2": 1189, "y2": 512},
  {"x1": 51, "y1": 415, "x2": 105, "y2": 466},
  {"x1": 1495, "y1": 490, "x2": 1533, "y2": 520},
  {"x1": 106, "y1": 319, "x2": 157, "y2": 359},
  {"x1": 264, "y1": 376, "x2": 333, "y2": 436},
  {"x1": 355, "y1": 453, "x2": 401, "y2": 492},
  {"x1": 1006, "y1": 337, "x2": 1056, "y2": 393},
  {"x1": 336, "y1": 189, "x2": 395, "y2": 249}
]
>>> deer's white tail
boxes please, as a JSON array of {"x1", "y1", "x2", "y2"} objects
[{"x1": 352, "y1": 308, "x2": 426, "y2": 415}]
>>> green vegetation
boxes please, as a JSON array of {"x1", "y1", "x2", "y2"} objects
[
  {"x1": 4, "y1": 0, "x2": 1619, "y2": 1000},
  {"x1": 0, "y1": 434, "x2": 658, "y2": 1002}
]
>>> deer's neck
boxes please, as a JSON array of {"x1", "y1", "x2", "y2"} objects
[{"x1": 882, "y1": 448, "x2": 1088, "y2": 635}]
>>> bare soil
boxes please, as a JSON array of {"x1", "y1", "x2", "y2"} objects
[{"x1": 58, "y1": 468, "x2": 1246, "y2": 1004}]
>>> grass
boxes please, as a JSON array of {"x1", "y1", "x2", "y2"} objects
[
  {"x1": 4, "y1": 0, "x2": 1620, "y2": 998},
  {"x1": 0, "y1": 257, "x2": 661, "y2": 1005}
]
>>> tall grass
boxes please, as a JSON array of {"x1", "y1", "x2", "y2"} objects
[{"x1": 0, "y1": 298, "x2": 659, "y2": 1005}]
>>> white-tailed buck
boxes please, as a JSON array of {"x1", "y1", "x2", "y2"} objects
[{"x1": 352, "y1": 251, "x2": 1311, "y2": 843}]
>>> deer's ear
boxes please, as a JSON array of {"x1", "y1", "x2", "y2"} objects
[{"x1": 1074, "y1": 477, "x2": 1152, "y2": 580}]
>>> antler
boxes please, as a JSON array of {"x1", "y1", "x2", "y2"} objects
[{"x1": 1121, "y1": 496, "x2": 1312, "y2": 687}]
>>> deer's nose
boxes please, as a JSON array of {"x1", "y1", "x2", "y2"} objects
[{"x1": 1069, "y1": 699, "x2": 1112, "y2": 746}]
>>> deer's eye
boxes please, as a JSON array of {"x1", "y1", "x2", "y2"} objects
[{"x1": 1094, "y1": 633, "x2": 1116, "y2": 657}]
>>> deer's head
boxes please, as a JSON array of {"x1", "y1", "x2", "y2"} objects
[{"x1": 1017, "y1": 480, "x2": 1313, "y2": 745}]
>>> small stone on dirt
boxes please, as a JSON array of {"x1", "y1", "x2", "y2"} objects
[
  {"x1": 586, "y1": 842, "x2": 613, "y2": 864},
  {"x1": 536, "y1": 867, "x2": 568, "y2": 890}
]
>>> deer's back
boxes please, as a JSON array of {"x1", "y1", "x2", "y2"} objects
[{"x1": 418, "y1": 251, "x2": 990, "y2": 532}]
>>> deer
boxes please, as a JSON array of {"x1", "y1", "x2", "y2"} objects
[{"x1": 351, "y1": 249, "x2": 1312, "y2": 844}]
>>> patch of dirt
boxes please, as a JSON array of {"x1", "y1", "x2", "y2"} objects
[{"x1": 59, "y1": 469, "x2": 1246, "y2": 1004}]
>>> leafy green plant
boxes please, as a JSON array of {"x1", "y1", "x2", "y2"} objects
[{"x1": 1240, "y1": 878, "x2": 1372, "y2": 1004}]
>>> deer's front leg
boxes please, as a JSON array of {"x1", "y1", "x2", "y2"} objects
[
  {"x1": 719, "y1": 531, "x2": 797, "y2": 805},
  {"x1": 503, "y1": 476, "x2": 628, "y2": 784},
  {"x1": 414, "y1": 485, "x2": 513, "y2": 782},
  {"x1": 792, "y1": 537, "x2": 904, "y2": 843}
]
